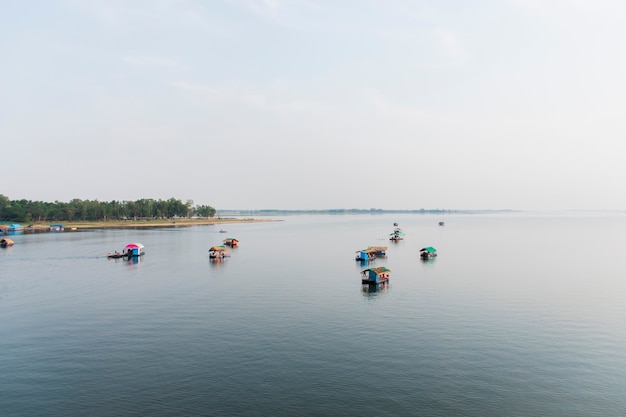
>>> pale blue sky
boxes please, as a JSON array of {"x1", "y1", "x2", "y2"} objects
[{"x1": 2, "y1": 0, "x2": 625, "y2": 210}]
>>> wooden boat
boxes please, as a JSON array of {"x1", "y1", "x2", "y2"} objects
[
  {"x1": 223, "y1": 238, "x2": 239, "y2": 247},
  {"x1": 209, "y1": 245, "x2": 230, "y2": 259},
  {"x1": 420, "y1": 247, "x2": 437, "y2": 259},
  {"x1": 107, "y1": 252, "x2": 125, "y2": 259},
  {"x1": 1, "y1": 238, "x2": 15, "y2": 247}
]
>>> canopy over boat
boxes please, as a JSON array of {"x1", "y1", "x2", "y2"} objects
[
  {"x1": 209, "y1": 245, "x2": 229, "y2": 252},
  {"x1": 420, "y1": 247, "x2": 437, "y2": 253},
  {"x1": 124, "y1": 243, "x2": 145, "y2": 251}
]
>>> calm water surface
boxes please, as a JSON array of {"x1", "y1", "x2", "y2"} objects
[{"x1": 1, "y1": 212, "x2": 626, "y2": 416}]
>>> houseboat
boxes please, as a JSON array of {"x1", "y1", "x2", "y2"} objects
[
  {"x1": 1, "y1": 238, "x2": 15, "y2": 247},
  {"x1": 209, "y1": 245, "x2": 230, "y2": 259},
  {"x1": 223, "y1": 238, "x2": 239, "y2": 247},
  {"x1": 355, "y1": 248, "x2": 377, "y2": 261},
  {"x1": 355, "y1": 246, "x2": 388, "y2": 261},
  {"x1": 124, "y1": 243, "x2": 145, "y2": 257},
  {"x1": 361, "y1": 266, "x2": 391, "y2": 284},
  {"x1": 389, "y1": 227, "x2": 405, "y2": 241},
  {"x1": 419, "y1": 247, "x2": 437, "y2": 259}
]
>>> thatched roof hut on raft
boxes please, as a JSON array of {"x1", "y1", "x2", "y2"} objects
[{"x1": 209, "y1": 245, "x2": 230, "y2": 259}]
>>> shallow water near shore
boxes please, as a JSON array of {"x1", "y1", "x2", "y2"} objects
[{"x1": 1, "y1": 212, "x2": 626, "y2": 416}]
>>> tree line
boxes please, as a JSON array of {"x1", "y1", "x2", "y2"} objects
[{"x1": 0, "y1": 195, "x2": 217, "y2": 223}]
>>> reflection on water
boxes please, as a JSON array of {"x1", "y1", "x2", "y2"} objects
[
  {"x1": 1, "y1": 213, "x2": 626, "y2": 417},
  {"x1": 208, "y1": 257, "x2": 228, "y2": 267},
  {"x1": 361, "y1": 281, "x2": 389, "y2": 295}
]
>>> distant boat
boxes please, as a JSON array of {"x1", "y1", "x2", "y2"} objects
[
  {"x1": 124, "y1": 243, "x2": 145, "y2": 257},
  {"x1": 438, "y1": 221, "x2": 445, "y2": 226},
  {"x1": 219, "y1": 229, "x2": 227, "y2": 233},
  {"x1": 6, "y1": 223, "x2": 24, "y2": 234},
  {"x1": 361, "y1": 266, "x2": 391, "y2": 284},
  {"x1": 223, "y1": 238, "x2": 239, "y2": 247},
  {"x1": 209, "y1": 245, "x2": 230, "y2": 259},
  {"x1": 1, "y1": 238, "x2": 15, "y2": 247},
  {"x1": 390, "y1": 227, "x2": 405, "y2": 241},
  {"x1": 355, "y1": 246, "x2": 387, "y2": 261},
  {"x1": 419, "y1": 247, "x2": 437, "y2": 259}
]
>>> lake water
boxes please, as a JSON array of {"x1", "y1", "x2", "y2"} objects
[{"x1": 1, "y1": 212, "x2": 626, "y2": 416}]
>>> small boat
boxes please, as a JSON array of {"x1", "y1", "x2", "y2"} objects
[
  {"x1": 1, "y1": 238, "x2": 15, "y2": 247},
  {"x1": 209, "y1": 245, "x2": 230, "y2": 259},
  {"x1": 219, "y1": 229, "x2": 227, "y2": 233},
  {"x1": 438, "y1": 221, "x2": 445, "y2": 226},
  {"x1": 107, "y1": 252, "x2": 125, "y2": 259},
  {"x1": 124, "y1": 243, "x2": 145, "y2": 257},
  {"x1": 420, "y1": 247, "x2": 437, "y2": 259},
  {"x1": 223, "y1": 238, "x2": 239, "y2": 247},
  {"x1": 361, "y1": 266, "x2": 391, "y2": 284},
  {"x1": 49, "y1": 224, "x2": 64, "y2": 232}
]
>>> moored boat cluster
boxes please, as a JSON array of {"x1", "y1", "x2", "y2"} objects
[
  {"x1": 209, "y1": 237, "x2": 239, "y2": 259},
  {"x1": 357, "y1": 222, "x2": 439, "y2": 286}
]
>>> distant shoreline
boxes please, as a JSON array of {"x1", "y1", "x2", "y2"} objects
[{"x1": 4, "y1": 218, "x2": 279, "y2": 232}]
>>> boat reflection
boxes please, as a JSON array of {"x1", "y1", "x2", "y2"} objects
[
  {"x1": 209, "y1": 257, "x2": 228, "y2": 267},
  {"x1": 126, "y1": 256, "x2": 141, "y2": 265},
  {"x1": 361, "y1": 281, "x2": 389, "y2": 295}
]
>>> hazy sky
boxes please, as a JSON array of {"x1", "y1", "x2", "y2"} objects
[{"x1": 2, "y1": 0, "x2": 625, "y2": 210}]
